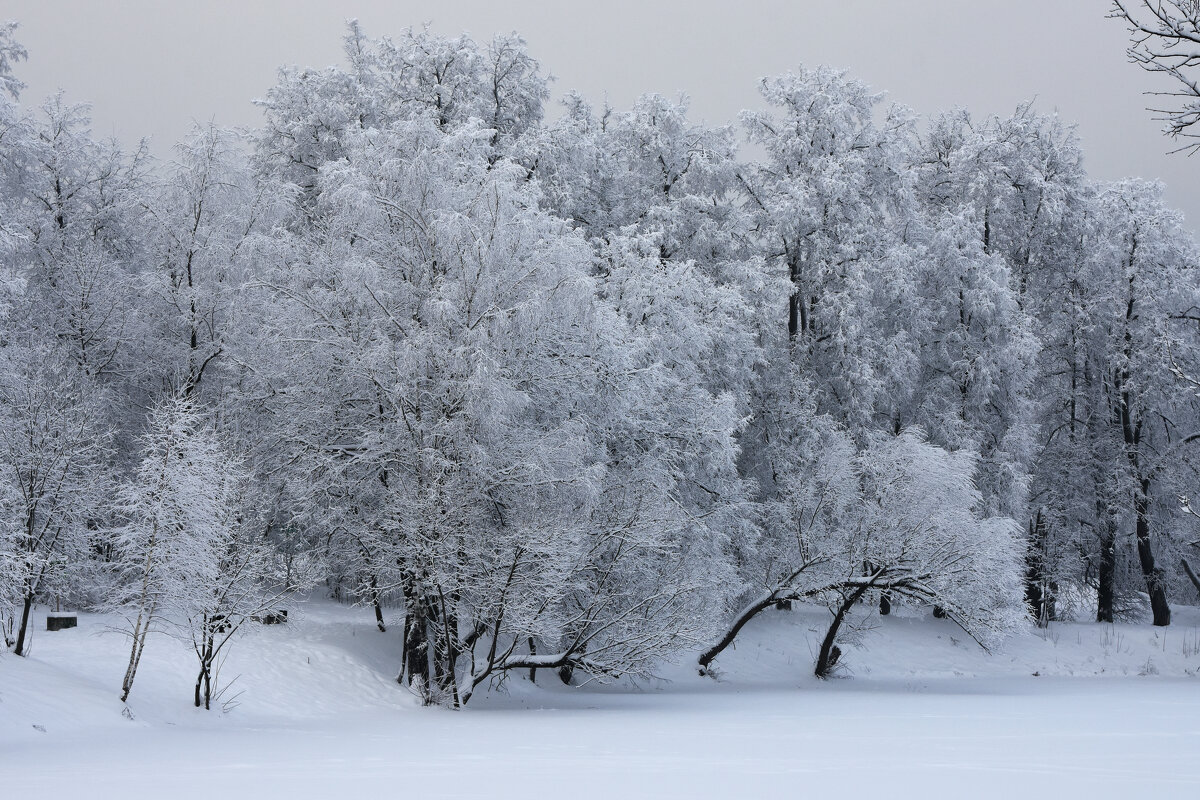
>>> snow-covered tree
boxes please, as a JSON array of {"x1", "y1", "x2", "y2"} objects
[
  {"x1": 255, "y1": 22, "x2": 548, "y2": 210},
  {"x1": 138, "y1": 124, "x2": 285, "y2": 403},
  {"x1": 105, "y1": 393, "x2": 290, "y2": 709},
  {"x1": 1082, "y1": 180, "x2": 1200, "y2": 625},
  {"x1": 253, "y1": 107, "x2": 747, "y2": 705},
  {"x1": 0, "y1": 337, "x2": 110, "y2": 656},
  {"x1": 702, "y1": 429, "x2": 1026, "y2": 678},
  {"x1": 526, "y1": 90, "x2": 767, "y2": 405},
  {"x1": 740, "y1": 66, "x2": 916, "y2": 387},
  {"x1": 4, "y1": 16, "x2": 1200, "y2": 706},
  {"x1": 4, "y1": 92, "x2": 148, "y2": 383},
  {"x1": 182, "y1": 482, "x2": 287, "y2": 710},
  {"x1": 910, "y1": 105, "x2": 1089, "y2": 623},
  {"x1": 109, "y1": 396, "x2": 249, "y2": 702}
]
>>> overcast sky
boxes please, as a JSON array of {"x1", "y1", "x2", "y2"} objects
[{"x1": 5, "y1": 1, "x2": 1198, "y2": 230}]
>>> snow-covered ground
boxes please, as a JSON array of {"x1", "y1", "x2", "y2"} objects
[{"x1": 3, "y1": 600, "x2": 1199, "y2": 798}]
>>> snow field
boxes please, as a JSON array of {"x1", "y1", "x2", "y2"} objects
[{"x1": 2, "y1": 599, "x2": 1199, "y2": 798}]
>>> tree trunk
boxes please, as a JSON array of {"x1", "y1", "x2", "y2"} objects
[
  {"x1": 557, "y1": 663, "x2": 575, "y2": 685},
  {"x1": 1181, "y1": 558, "x2": 1200, "y2": 599},
  {"x1": 1134, "y1": 479, "x2": 1171, "y2": 626},
  {"x1": 123, "y1": 522, "x2": 162, "y2": 700},
  {"x1": 194, "y1": 660, "x2": 213, "y2": 710},
  {"x1": 402, "y1": 599, "x2": 432, "y2": 702},
  {"x1": 699, "y1": 577, "x2": 845, "y2": 674},
  {"x1": 1113, "y1": 314, "x2": 1169, "y2": 625},
  {"x1": 1094, "y1": 453, "x2": 1119, "y2": 623},
  {"x1": 369, "y1": 574, "x2": 386, "y2": 633},
  {"x1": 121, "y1": 607, "x2": 153, "y2": 703},
  {"x1": 1024, "y1": 509, "x2": 1054, "y2": 626},
  {"x1": 194, "y1": 630, "x2": 214, "y2": 709},
  {"x1": 787, "y1": 252, "x2": 800, "y2": 339},
  {"x1": 815, "y1": 584, "x2": 870, "y2": 679},
  {"x1": 1097, "y1": 526, "x2": 1116, "y2": 624},
  {"x1": 13, "y1": 594, "x2": 33, "y2": 657},
  {"x1": 699, "y1": 590, "x2": 794, "y2": 672},
  {"x1": 429, "y1": 592, "x2": 460, "y2": 706},
  {"x1": 864, "y1": 561, "x2": 888, "y2": 615},
  {"x1": 397, "y1": 612, "x2": 410, "y2": 684},
  {"x1": 194, "y1": 618, "x2": 221, "y2": 710}
]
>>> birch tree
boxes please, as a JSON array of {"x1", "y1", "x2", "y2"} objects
[{"x1": 110, "y1": 396, "x2": 242, "y2": 701}]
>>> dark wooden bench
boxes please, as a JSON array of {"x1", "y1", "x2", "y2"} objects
[{"x1": 46, "y1": 614, "x2": 77, "y2": 631}]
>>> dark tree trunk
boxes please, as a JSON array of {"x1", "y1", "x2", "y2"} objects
[
  {"x1": 430, "y1": 595, "x2": 460, "y2": 706},
  {"x1": 864, "y1": 561, "x2": 889, "y2": 615},
  {"x1": 557, "y1": 663, "x2": 575, "y2": 685},
  {"x1": 932, "y1": 605, "x2": 947, "y2": 619},
  {"x1": 1113, "y1": 286, "x2": 1170, "y2": 626},
  {"x1": 1134, "y1": 480, "x2": 1171, "y2": 626},
  {"x1": 369, "y1": 574, "x2": 386, "y2": 633},
  {"x1": 699, "y1": 575, "x2": 845, "y2": 674},
  {"x1": 194, "y1": 663, "x2": 207, "y2": 709},
  {"x1": 403, "y1": 602, "x2": 432, "y2": 700},
  {"x1": 1094, "y1": 456, "x2": 1118, "y2": 623},
  {"x1": 557, "y1": 637, "x2": 578, "y2": 685},
  {"x1": 195, "y1": 653, "x2": 208, "y2": 708},
  {"x1": 13, "y1": 594, "x2": 33, "y2": 657},
  {"x1": 1024, "y1": 509, "x2": 1055, "y2": 626},
  {"x1": 1181, "y1": 558, "x2": 1200, "y2": 599},
  {"x1": 527, "y1": 637, "x2": 537, "y2": 683},
  {"x1": 788, "y1": 290, "x2": 800, "y2": 339},
  {"x1": 194, "y1": 622, "x2": 218, "y2": 709},
  {"x1": 699, "y1": 590, "x2": 796, "y2": 673},
  {"x1": 787, "y1": 252, "x2": 801, "y2": 339},
  {"x1": 194, "y1": 661, "x2": 213, "y2": 710},
  {"x1": 397, "y1": 613, "x2": 410, "y2": 684},
  {"x1": 1097, "y1": 528, "x2": 1117, "y2": 624},
  {"x1": 1025, "y1": 579, "x2": 1047, "y2": 626},
  {"x1": 815, "y1": 584, "x2": 870, "y2": 679}
]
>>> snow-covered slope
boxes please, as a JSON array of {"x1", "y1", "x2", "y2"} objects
[
  {"x1": 2, "y1": 599, "x2": 1199, "y2": 799},
  {"x1": 0, "y1": 600, "x2": 414, "y2": 742},
  {"x1": 692, "y1": 602, "x2": 1200, "y2": 685}
]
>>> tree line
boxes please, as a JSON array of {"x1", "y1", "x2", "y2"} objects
[{"x1": 2, "y1": 22, "x2": 1199, "y2": 707}]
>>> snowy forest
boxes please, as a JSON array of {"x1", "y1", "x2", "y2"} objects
[{"x1": 3, "y1": 17, "x2": 1200, "y2": 715}]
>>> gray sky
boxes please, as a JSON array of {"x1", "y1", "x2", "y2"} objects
[{"x1": 6, "y1": 1, "x2": 1197, "y2": 229}]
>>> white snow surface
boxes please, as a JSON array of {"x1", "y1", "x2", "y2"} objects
[{"x1": 2, "y1": 599, "x2": 1200, "y2": 798}]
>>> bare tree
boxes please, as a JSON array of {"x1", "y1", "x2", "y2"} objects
[{"x1": 1111, "y1": 1, "x2": 1200, "y2": 153}]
